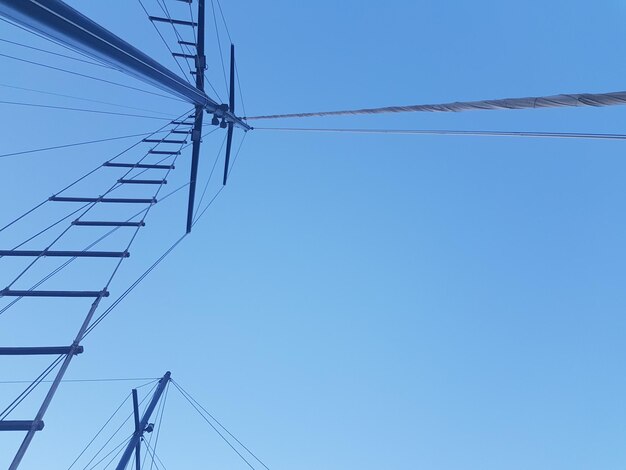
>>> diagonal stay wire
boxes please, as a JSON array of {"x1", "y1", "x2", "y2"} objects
[
  {"x1": 215, "y1": 0, "x2": 233, "y2": 43},
  {"x1": 0, "y1": 83, "x2": 175, "y2": 116},
  {"x1": 0, "y1": 16, "x2": 114, "y2": 68},
  {"x1": 226, "y1": 131, "x2": 248, "y2": 179},
  {"x1": 253, "y1": 127, "x2": 626, "y2": 142},
  {"x1": 85, "y1": 433, "x2": 134, "y2": 470},
  {"x1": 66, "y1": 393, "x2": 131, "y2": 470},
  {"x1": 0, "y1": 99, "x2": 177, "y2": 120},
  {"x1": 235, "y1": 62, "x2": 248, "y2": 121},
  {"x1": 0, "y1": 355, "x2": 64, "y2": 421},
  {"x1": 210, "y1": 0, "x2": 229, "y2": 95},
  {"x1": 0, "y1": 51, "x2": 184, "y2": 102},
  {"x1": 172, "y1": 380, "x2": 270, "y2": 470},
  {"x1": 0, "y1": 378, "x2": 159, "y2": 385},
  {"x1": 170, "y1": 381, "x2": 259, "y2": 470},
  {"x1": 143, "y1": 439, "x2": 168, "y2": 470},
  {"x1": 0, "y1": 36, "x2": 112, "y2": 68},
  {"x1": 82, "y1": 233, "x2": 188, "y2": 339},
  {"x1": 193, "y1": 133, "x2": 227, "y2": 218},
  {"x1": 0, "y1": 131, "x2": 168, "y2": 159}
]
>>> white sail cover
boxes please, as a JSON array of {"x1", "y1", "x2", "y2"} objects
[{"x1": 247, "y1": 91, "x2": 626, "y2": 120}]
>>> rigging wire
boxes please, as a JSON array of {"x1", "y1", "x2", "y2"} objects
[
  {"x1": 172, "y1": 380, "x2": 271, "y2": 470},
  {"x1": 0, "y1": 51, "x2": 184, "y2": 102},
  {"x1": 0, "y1": 378, "x2": 159, "y2": 385},
  {"x1": 193, "y1": 133, "x2": 227, "y2": 218},
  {"x1": 0, "y1": 83, "x2": 176, "y2": 117},
  {"x1": 210, "y1": 0, "x2": 229, "y2": 95},
  {"x1": 0, "y1": 16, "x2": 114, "y2": 68},
  {"x1": 226, "y1": 132, "x2": 248, "y2": 179},
  {"x1": 253, "y1": 127, "x2": 626, "y2": 141},
  {"x1": 66, "y1": 393, "x2": 131, "y2": 470},
  {"x1": 0, "y1": 131, "x2": 169, "y2": 159},
  {"x1": 142, "y1": 439, "x2": 168, "y2": 470},
  {"x1": 215, "y1": 0, "x2": 233, "y2": 43},
  {"x1": 170, "y1": 380, "x2": 260, "y2": 470},
  {"x1": 0, "y1": 36, "x2": 112, "y2": 69},
  {"x1": 0, "y1": 99, "x2": 178, "y2": 120},
  {"x1": 0, "y1": 355, "x2": 64, "y2": 421}
]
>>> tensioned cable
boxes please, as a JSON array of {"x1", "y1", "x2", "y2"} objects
[
  {"x1": 66, "y1": 392, "x2": 131, "y2": 470},
  {"x1": 226, "y1": 132, "x2": 248, "y2": 179},
  {"x1": 246, "y1": 90, "x2": 626, "y2": 120},
  {"x1": 0, "y1": 51, "x2": 183, "y2": 102},
  {"x1": 0, "y1": 83, "x2": 175, "y2": 116},
  {"x1": 215, "y1": 0, "x2": 233, "y2": 43},
  {"x1": 170, "y1": 381, "x2": 258, "y2": 470},
  {"x1": 254, "y1": 127, "x2": 626, "y2": 141},
  {"x1": 210, "y1": 0, "x2": 229, "y2": 95},
  {"x1": 142, "y1": 439, "x2": 168, "y2": 470},
  {"x1": 0, "y1": 36, "x2": 111, "y2": 68},
  {"x1": 0, "y1": 131, "x2": 169, "y2": 159},
  {"x1": 0, "y1": 16, "x2": 114, "y2": 68},
  {"x1": 193, "y1": 134, "x2": 227, "y2": 218},
  {"x1": 172, "y1": 380, "x2": 271, "y2": 470},
  {"x1": 0, "y1": 99, "x2": 177, "y2": 120},
  {"x1": 0, "y1": 378, "x2": 159, "y2": 385},
  {"x1": 0, "y1": 355, "x2": 64, "y2": 421}
]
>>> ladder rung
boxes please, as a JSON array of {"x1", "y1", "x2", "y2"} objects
[
  {"x1": 50, "y1": 196, "x2": 157, "y2": 204},
  {"x1": 0, "y1": 421, "x2": 44, "y2": 432},
  {"x1": 118, "y1": 179, "x2": 167, "y2": 185},
  {"x1": 142, "y1": 139, "x2": 187, "y2": 144},
  {"x1": 172, "y1": 52, "x2": 195, "y2": 59},
  {"x1": 103, "y1": 162, "x2": 175, "y2": 169},
  {"x1": 0, "y1": 346, "x2": 84, "y2": 355},
  {"x1": 171, "y1": 130, "x2": 192, "y2": 134},
  {"x1": 0, "y1": 250, "x2": 129, "y2": 258},
  {"x1": 178, "y1": 40, "x2": 196, "y2": 46},
  {"x1": 0, "y1": 289, "x2": 109, "y2": 298},
  {"x1": 148, "y1": 16, "x2": 197, "y2": 27},
  {"x1": 148, "y1": 150, "x2": 180, "y2": 155},
  {"x1": 171, "y1": 121, "x2": 194, "y2": 125},
  {"x1": 72, "y1": 221, "x2": 145, "y2": 227}
]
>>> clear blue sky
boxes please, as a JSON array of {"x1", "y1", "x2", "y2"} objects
[{"x1": 1, "y1": 1, "x2": 625, "y2": 469}]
